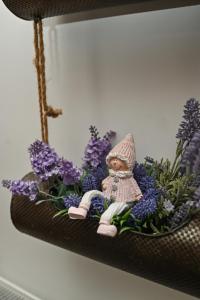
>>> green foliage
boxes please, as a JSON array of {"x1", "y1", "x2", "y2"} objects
[
  {"x1": 116, "y1": 139, "x2": 199, "y2": 235},
  {"x1": 34, "y1": 119, "x2": 200, "y2": 236},
  {"x1": 36, "y1": 135, "x2": 198, "y2": 235}
]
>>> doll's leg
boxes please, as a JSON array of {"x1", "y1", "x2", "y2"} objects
[
  {"x1": 97, "y1": 202, "x2": 128, "y2": 237},
  {"x1": 100, "y1": 202, "x2": 128, "y2": 225},
  {"x1": 68, "y1": 190, "x2": 103, "y2": 219}
]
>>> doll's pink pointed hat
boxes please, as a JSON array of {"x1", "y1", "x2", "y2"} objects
[{"x1": 106, "y1": 133, "x2": 136, "y2": 170}]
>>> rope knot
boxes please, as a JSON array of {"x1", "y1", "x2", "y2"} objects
[{"x1": 46, "y1": 106, "x2": 63, "y2": 118}]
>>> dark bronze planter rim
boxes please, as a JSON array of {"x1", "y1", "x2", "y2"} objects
[{"x1": 2, "y1": 0, "x2": 200, "y2": 21}]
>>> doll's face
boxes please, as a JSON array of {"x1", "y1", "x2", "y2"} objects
[{"x1": 109, "y1": 158, "x2": 129, "y2": 171}]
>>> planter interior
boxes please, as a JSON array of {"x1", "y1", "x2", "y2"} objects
[{"x1": 2, "y1": 0, "x2": 200, "y2": 21}]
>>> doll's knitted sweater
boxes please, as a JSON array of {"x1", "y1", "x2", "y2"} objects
[{"x1": 102, "y1": 170, "x2": 142, "y2": 203}]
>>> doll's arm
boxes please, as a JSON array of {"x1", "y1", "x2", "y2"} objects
[
  {"x1": 130, "y1": 178, "x2": 143, "y2": 200},
  {"x1": 102, "y1": 176, "x2": 111, "y2": 191}
]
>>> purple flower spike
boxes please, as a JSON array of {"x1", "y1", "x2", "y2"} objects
[
  {"x1": 59, "y1": 159, "x2": 81, "y2": 186},
  {"x1": 131, "y1": 188, "x2": 159, "y2": 221},
  {"x1": 91, "y1": 165, "x2": 108, "y2": 188},
  {"x1": 103, "y1": 130, "x2": 116, "y2": 141},
  {"x1": 193, "y1": 186, "x2": 200, "y2": 209},
  {"x1": 83, "y1": 126, "x2": 116, "y2": 169},
  {"x1": 64, "y1": 194, "x2": 82, "y2": 209},
  {"x1": 133, "y1": 163, "x2": 147, "y2": 184},
  {"x1": 176, "y1": 98, "x2": 200, "y2": 144},
  {"x1": 138, "y1": 176, "x2": 155, "y2": 194},
  {"x1": 83, "y1": 138, "x2": 110, "y2": 168},
  {"x1": 89, "y1": 196, "x2": 106, "y2": 216},
  {"x1": 82, "y1": 174, "x2": 99, "y2": 192},
  {"x1": 2, "y1": 179, "x2": 38, "y2": 201},
  {"x1": 169, "y1": 203, "x2": 190, "y2": 229},
  {"x1": 181, "y1": 130, "x2": 200, "y2": 173},
  {"x1": 29, "y1": 140, "x2": 60, "y2": 181}
]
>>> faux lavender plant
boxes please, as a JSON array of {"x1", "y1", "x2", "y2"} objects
[
  {"x1": 3, "y1": 108, "x2": 200, "y2": 236},
  {"x1": 89, "y1": 196, "x2": 108, "y2": 217},
  {"x1": 29, "y1": 140, "x2": 60, "y2": 181},
  {"x1": 2, "y1": 179, "x2": 38, "y2": 201},
  {"x1": 180, "y1": 130, "x2": 200, "y2": 174},
  {"x1": 82, "y1": 174, "x2": 99, "y2": 193},
  {"x1": 168, "y1": 203, "x2": 190, "y2": 229},
  {"x1": 163, "y1": 98, "x2": 200, "y2": 181},
  {"x1": 64, "y1": 194, "x2": 82, "y2": 209},
  {"x1": 83, "y1": 126, "x2": 116, "y2": 169},
  {"x1": 117, "y1": 98, "x2": 200, "y2": 234},
  {"x1": 176, "y1": 98, "x2": 200, "y2": 144},
  {"x1": 175, "y1": 99, "x2": 200, "y2": 211},
  {"x1": 131, "y1": 188, "x2": 159, "y2": 221},
  {"x1": 59, "y1": 159, "x2": 81, "y2": 186}
]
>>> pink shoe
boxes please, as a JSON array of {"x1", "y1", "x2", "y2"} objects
[
  {"x1": 97, "y1": 224, "x2": 118, "y2": 237},
  {"x1": 68, "y1": 206, "x2": 88, "y2": 219}
]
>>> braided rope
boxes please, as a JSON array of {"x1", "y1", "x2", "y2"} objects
[
  {"x1": 33, "y1": 19, "x2": 62, "y2": 144},
  {"x1": 33, "y1": 20, "x2": 45, "y2": 141}
]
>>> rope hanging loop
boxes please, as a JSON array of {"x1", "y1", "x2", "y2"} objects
[{"x1": 33, "y1": 18, "x2": 62, "y2": 144}]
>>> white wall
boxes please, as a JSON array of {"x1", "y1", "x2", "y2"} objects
[{"x1": 0, "y1": 2, "x2": 200, "y2": 300}]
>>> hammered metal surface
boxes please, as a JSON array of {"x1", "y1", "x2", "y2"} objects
[
  {"x1": 10, "y1": 173, "x2": 200, "y2": 298},
  {"x1": 2, "y1": 0, "x2": 141, "y2": 20},
  {"x1": 2, "y1": 0, "x2": 200, "y2": 20}
]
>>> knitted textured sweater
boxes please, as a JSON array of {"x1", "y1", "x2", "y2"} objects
[{"x1": 102, "y1": 170, "x2": 142, "y2": 202}]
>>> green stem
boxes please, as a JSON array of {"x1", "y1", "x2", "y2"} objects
[
  {"x1": 39, "y1": 191, "x2": 64, "y2": 200},
  {"x1": 170, "y1": 154, "x2": 180, "y2": 179},
  {"x1": 58, "y1": 183, "x2": 66, "y2": 197},
  {"x1": 74, "y1": 184, "x2": 80, "y2": 195},
  {"x1": 170, "y1": 139, "x2": 185, "y2": 179},
  {"x1": 171, "y1": 158, "x2": 182, "y2": 180},
  {"x1": 36, "y1": 198, "x2": 58, "y2": 205}
]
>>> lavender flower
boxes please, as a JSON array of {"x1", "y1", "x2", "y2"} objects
[
  {"x1": 133, "y1": 163, "x2": 156, "y2": 194},
  {"x1": 82, "y1": 174, "x2": 99, "y2": 192},
  {"x1": 180, "y1": 130, "x2": 200, "y2": 173},
  {"x1": 29, "y1": 140, "x2": 81, "y2": 185},
  {"x1": 29, "y1": 140, "x2": 60, "y2": 181},
  {"x1": 131, "y1": 188, "x2": 159, "y2": 221},
  {"x1": 138, "y1": 176, "x2": 155, "y2": 194},
  {"x1": 194, "y1": 186, "x2": 200, "y2": 201},
  {"x1": 89, "y1": 196, "x2": 106, "y2": 216},
  {"x1": 144, "y1": 156, "x2": 155, "y2": 164},
  {"x1": 169, "y1": 203, "x2": 190, "y2": 229},
  {"x1": 163, "y1": 199, "x2": 174, "y2": 213},
  {"x1": 89, "y1": 126, "x2": 99, "y2": 139},
  {"x1": 186, "y1": 174, "x2": 200, "y2": 210},
  {"x1": 193, "y1": 186, "x2": 200, "y2": 209},
  {"x1": 64, "y1": 194, "x2": 81, "y2": 209},
  {"x1": 192, "y1": 174, "x2": 200, "y2": 187},
  {"x1": 176, "y1": 98, "x2": 200, "y2": 144},
  {"x1": 103, "y1": 130, "x2": 116, "y2": 141},
  {"x1": 133, "y1": 163, "x2": 147, "y2": 184},
  {"x1": 2, "y1": 179, "x2": 38, "y2": 201},
  {"x1": 83, "y1": 126, "x2": 116, "y2": 169},
  {"x1": 59, "y1": 159, "x2": 81, "y2": 186},
  {"x1": 91, "y1": 165, "x2": 108, "y2": 187},
  {"x1": 83, "y1": 138, "x2": 110, "y2": 169}
]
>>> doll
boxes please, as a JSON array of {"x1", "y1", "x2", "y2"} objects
[{"x1": 68, "y1": 134, "x2": 142, "y2": 237}]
